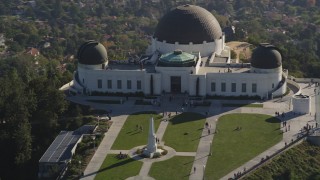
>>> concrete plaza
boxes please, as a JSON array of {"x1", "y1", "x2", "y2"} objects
[{"x1": 72, "y1": 82, "x2": 319, "y2": 180}]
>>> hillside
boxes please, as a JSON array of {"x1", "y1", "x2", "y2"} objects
[{"x1": 244, "y1": 141, "x2": 320, "y2": 179}]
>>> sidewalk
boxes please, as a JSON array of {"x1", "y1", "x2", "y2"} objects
[
  {"x1": 72, "y1": 82, "x2": 319, "y2": 180},
  {"x1": 80, "y1": 115, "x2": 128, "y2": 180}
]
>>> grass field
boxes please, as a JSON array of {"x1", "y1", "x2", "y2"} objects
[
  {"x1": 162, "y1": 112, "x2": 206, "y2": 152},
  {"x1": 205, "y1": 113, "x2": 282, "y2": 179},
  {"x1": 94, "y1": 155, "x2": 142, "y2": 180},
  {"x1": 149, "y1": 156, "x2": 194, "y2": 180},
  {"x1": 244, "y1": 141, "x2": 320, "y2": 180},
  {"x1": 111, "y1": 111, "x2": 162, "y2": 150}
]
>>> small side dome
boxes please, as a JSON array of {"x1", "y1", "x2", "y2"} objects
[
  {"x1": 251, "y1": 43, "x2": 282, "y2": 69},
  {"x1": 77, "y1": 41, "x2": 108, "y2": 65},
  {"x1": 158, "y1": 50, "x2": 196, "y2": 67}
]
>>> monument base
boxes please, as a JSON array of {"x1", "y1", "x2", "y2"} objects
[{"x1": 142, "y1": 148, "x2": 163, "y2": 158}]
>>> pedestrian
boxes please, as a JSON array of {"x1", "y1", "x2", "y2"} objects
[
  {"x1": 288, "y1": 124, "x2": 290, "y2": 131},
  {"x1": 208, "y1": 129, "x2": 210, "y2": 135},
  {"x1": 194, "y1": 166, "x2": 196, "y2": 173}
]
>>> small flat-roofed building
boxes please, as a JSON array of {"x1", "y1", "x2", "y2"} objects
[{"x1": 38, "y1": 125, "x2": 95, "y2": 179}]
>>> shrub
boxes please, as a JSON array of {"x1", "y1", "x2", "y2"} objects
[
  {"x1": 136, "y1": 148, "x2": 143, "y2": 155},
  {"x1": 161, "y1": 149, "x2": 168, "y2": 155},
  {"x1": 153, "y1": 152, "x2": 161, "y2": 158}
]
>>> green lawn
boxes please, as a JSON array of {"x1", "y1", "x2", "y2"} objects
[
  {"x1": 205, "y1": 113, "x2": 282, "y2": 179},
  {"x1": 163, "y1": 112, "x2": 206, "y2": 152},
  {"x1": 244, "y1": 141, "x2": 320, "y2": 180},
  {"x1": 94, "y1": 155, "x2": 142, "y2": 180},
  {"x1": 111, "y1": 112, "x2": 162, "y2": 150},
  {"x1": 149, "y1": 156, "x2": 194, "y2": 180},
  {"x1": 222, "y1": 104, "x2": 263, "y2": 108}
]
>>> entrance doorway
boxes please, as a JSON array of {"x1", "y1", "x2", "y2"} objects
[{"x1": 171, "y1": 76, "x2": 181, "y2": 93}]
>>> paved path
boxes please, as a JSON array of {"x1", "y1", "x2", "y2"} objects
[
  {"x1": 139, "y1": 162, "x2": 152, "y2": 177},
  {"x1": 80, "y1": 115, "x2": 128, "y2": 180},
  {"x1": 189, "y1": 114, "x2": 217, "y2": 180},
  {"x1": 73, "y1": 82, "x2": 319, "y2": 180},
  {"x1": 155, "y1": 120, "x2": 169, "y2": 142}
]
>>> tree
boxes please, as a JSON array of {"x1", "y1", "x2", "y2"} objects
[
  {"x1": 231, "y1": 50, "x2": 237, "y2": 59},
  {"x1": 0, "y1": 69, "x2": 36, "y2": 179}
]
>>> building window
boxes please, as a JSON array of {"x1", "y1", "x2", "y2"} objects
[
  {"x1": 211, "y1": 82, "x2": 216, "y2": 92},
  {"x1": 231, "y1": 83, "x2": 236, "y2": 92},
  {"x1": 221, "y1": 82, "x2": 226, "y2": 92},
  {"x1": 107, "y1": 80, "x2": 112, "y2": 89},
  {"x1": 117, "y1": 80, "x2": 122, "y2": 89},
  {"x1": 127, "y1": 80, "x2": 132, "y2": 89},
  {"x1": 97, "y1": 79, "x2": 102, "y2": 89},
  {"x1": 137, "y1": 80, "x2": 141, "y2": 90},
  {"x1": 252, "y1": 83, "x2": 257, "y2": 93},
  {"x1": 242, "y1": 83, "x2": 246, "y2": 93}
]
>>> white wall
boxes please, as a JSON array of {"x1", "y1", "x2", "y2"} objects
[
  {"x1": 205, "y1": 71, "x2": 284, "y2": 98},
  {"x1": 152, "y1": 39, "x2": 220, "y2": 57},
  {"x1": 77, "y1": 67, "x2": 146, "y2": 94},
  {"x1": 292, "y1": 95, "x2": 311, "y2": 114},
  {"x1": 155, "y1": 66, "x2": 192, "y2": 93},
  {"x1": 75, "y1": 62, "x2": 285, "y2": 98},
  {"x1": 189, "y1": 75, "x2": 206, "y2": 96}
]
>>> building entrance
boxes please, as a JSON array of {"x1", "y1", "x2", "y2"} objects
[{"x1": 170, "y1": 76, "x2": 181, "y2": 93}]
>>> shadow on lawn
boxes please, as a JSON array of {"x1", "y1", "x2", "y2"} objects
[
  {"x1": 82, "y1": 157, "x2": 136, "y2": 178},
  {"x1": 265, "y1": 117, "x2": 281, "y2": 123},
  {"x1": 170, "y1": 112, "x2": 205, "y2": 125}
]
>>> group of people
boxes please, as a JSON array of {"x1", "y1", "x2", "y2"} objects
[
  {"x1": 275, "y1": 111, "x2": 285, "y2": 118},
  {"x1": 117, "y1": 151, "x2": 128, "y2": 159},
  {"x1": 136, "y1": 124, "x2": 143, "y2": 132},
  {"x1": 162, "y1": 111, "x2": 172, "y2": 120},
  {"x1": 301, "y1": 123, "x2": 313, "y2": 134},
  {"x1": 282, "y1": 121, "x2": 290, "y2": 132},
  {"x1": 233, "y1": 169, "x2": 245, "y2": 180}
]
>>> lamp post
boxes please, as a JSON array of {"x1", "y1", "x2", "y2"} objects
[
  {"x1": 209, "y1": 141, "x2": 212, "y2": 156},
  {"x1": 203, "y1": 165, "x2": 206, "y2": 180},
  {"x1": 78, "y1": 160, "x2": 82, "y2": 176},
  {"x1": 92, "y1": 135, "x2": 96, "y2": 151}
]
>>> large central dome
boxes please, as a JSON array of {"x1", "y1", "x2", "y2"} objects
[{"x1": 153, "y1": 4, "x2": 222, "y2": 44}]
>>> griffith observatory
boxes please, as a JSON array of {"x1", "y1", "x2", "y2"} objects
[{"x1": 64, "y1": 4, "x2": 287, "y2": 99}]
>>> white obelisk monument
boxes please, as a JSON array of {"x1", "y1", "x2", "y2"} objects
[{"x1": 143, "y1": 117, "x2": 158, "y2": 157}]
